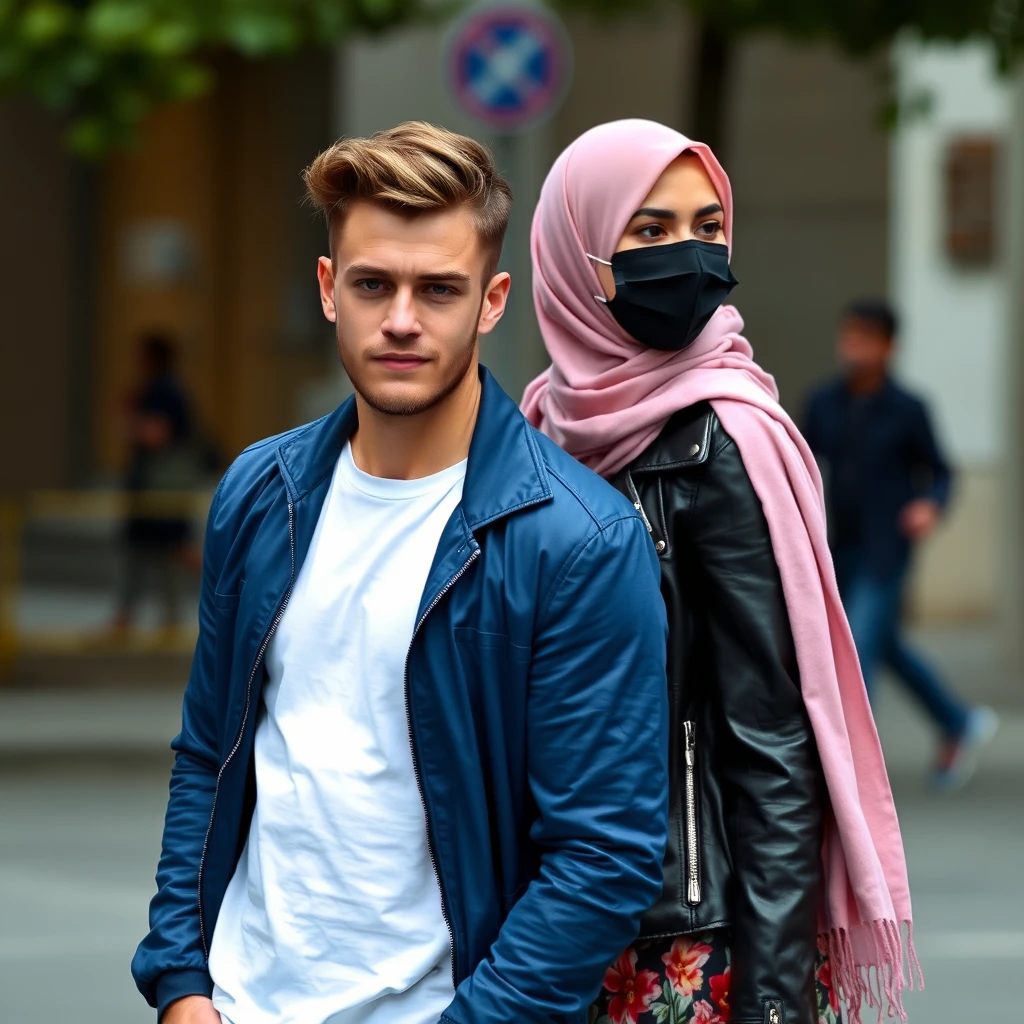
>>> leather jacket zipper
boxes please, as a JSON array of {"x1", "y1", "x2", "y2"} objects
[
  {"x1": 197, "y1": 500, "x2": 296, "y2": 958},
  {"x1": 625, "y1": 471, "x2": 653, "y2": 534},
  {"x1": 684, "y1": 720, "x2": 701, "y2": 905},
  {"x1": 403, "y1": 546, "x2": 481, "y2": 987}
]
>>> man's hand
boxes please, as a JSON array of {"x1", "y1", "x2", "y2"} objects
[
  {"x1": 162, "y1": 995, "x2": 221, "y2": 1024},
  {"x1": 899, "y1": 498, "x2": 941, "y2": 542}
]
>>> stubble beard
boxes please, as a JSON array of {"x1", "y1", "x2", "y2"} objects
[{"x1": 338, "y1": 322, "x2": 480, "y2": 418}]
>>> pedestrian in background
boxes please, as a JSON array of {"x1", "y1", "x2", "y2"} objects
[
  {"x1": 803, "y1": 300, "x2": 997, "y2": 790},
  {"x1": 111, "y1": 332, "x2": 201, "y2": 638},
  {"x1": 523, "y1": 119, "x2": 918, "y2": 1024}
]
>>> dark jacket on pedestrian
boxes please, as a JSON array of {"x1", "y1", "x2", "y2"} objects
[
  {"x1": 803, "y1": 377, "x2": 953, "y2": 576},
  {"x1": 131, "y1": 368, "x2": 670, "y2": 1023},
  {"x1": 614, "y1": 403, "x2": 825, "y2": 1024}
]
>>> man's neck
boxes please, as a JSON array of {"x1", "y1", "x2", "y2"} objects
[
  {"x1": 350, "y1": 366, "x2": 481, "y2": 480},
  {"x1": 846, "y1": 369, "x2": 887, "y2": 397}
]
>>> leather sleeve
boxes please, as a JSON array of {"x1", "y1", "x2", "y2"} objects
[{"x1": 685, "y1": 434, "x2": 823, "y2": 1024}]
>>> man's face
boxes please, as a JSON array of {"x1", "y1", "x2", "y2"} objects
[
  {"x1": 317, "y1": 201, "x2": 508, "y2": 417},
  {"x1": 837, "y1": 316, "x2": 893, "y2": 378}
]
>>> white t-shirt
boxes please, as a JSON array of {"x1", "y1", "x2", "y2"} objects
[{"x1": 209, "y1": 441, "x2": 466, "y2": 1024}]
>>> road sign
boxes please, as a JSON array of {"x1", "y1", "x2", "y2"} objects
[{"x1": 445, "y1": 2, "x2": 573, "y2": 134}]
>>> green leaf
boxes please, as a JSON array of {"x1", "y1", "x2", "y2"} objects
[
  {"x1": 221, "y1": 8, "x2": 302, "y2": 56},
  {"x1": 19, "y1": 1, "x2": 74, "y2": 45},
  {"x1": 143, "y1": 20, "x2": 199, "y2": 58},
  {"x1": 165, "y1": 60, "x2": 212, "y2": 100},
  {"x1": 67, "y1": 114, "x2": 112, "y2": 158},
  {"x1": 84, "y1": 1, "x2": 152, "y2": 48}
]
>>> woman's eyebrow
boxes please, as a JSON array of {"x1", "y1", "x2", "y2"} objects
[
  {"x1": 694, "y1": 203, "x2": 724, "y2": 218},
  {"x1": 630, "y1": 206, "x2": 677, "y2": 220}
]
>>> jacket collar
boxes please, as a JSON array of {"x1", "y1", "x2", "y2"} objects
[
  {"x1": 629, "y1": 401, "x2": 715, "y2": 475},
  {"x1": 275, "y1": 365, "x2": 552, "y2": 529}
]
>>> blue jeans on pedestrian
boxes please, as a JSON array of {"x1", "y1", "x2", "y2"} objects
[{"x1": 833, "y1": 548, "x2": 970, "y2": 739}]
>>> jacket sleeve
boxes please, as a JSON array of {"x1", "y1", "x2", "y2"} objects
[
  {"x1": 131, "y1": 478, "x2": 232, "y2": 1016},
  {"x1": 907, "y1": 398, "x2": 954, "y2": 510},
  {"x1": 442, "y1": 514, "x2": 670, "y2": 1024},
  {"x1": 686, "y1": 437, "x2": 824, "y2": 1024}
]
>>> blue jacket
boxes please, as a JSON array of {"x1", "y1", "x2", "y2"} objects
[
  {"x1": 803, "y1": 377, "x2": 953, "y2": 576},
  {"x1": 132, "y1": 368, "x2": 670, "y2": 1023}
]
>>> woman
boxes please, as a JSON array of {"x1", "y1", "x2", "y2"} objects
[{"x1": 522, "y1": 120, "x2": 919, "y2": 1024}]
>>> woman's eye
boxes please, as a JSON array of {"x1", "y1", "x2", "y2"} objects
[
  {"x1": 637, "y1": 223, "x2": 667, "y2": 240},
  {"x1": 697, "y1": 221, "x2": 723, "y2": 238}
]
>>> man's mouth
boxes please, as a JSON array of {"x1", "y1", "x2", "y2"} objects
[{"x1": 373, "y1": 353, "x2": 429, "y2": 372}]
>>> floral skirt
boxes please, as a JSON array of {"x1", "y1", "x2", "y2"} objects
[{"x1": 590, "y1": 932, "x2": 842, "y2": 1024}]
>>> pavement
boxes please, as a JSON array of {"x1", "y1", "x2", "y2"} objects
[{"x1": 0, "y1": 625, "x2": 1021, "y2": 1023}]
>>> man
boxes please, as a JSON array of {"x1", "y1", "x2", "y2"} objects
[
  {"x1": 131, "y1": 121, "x2": 669, "y2": 1024},
  {"x1": 804, "y1": 299, "x2": 996, "y2": 790}
]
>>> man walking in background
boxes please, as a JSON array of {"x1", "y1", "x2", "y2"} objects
[
  {"x1": 804, "y1": 299, "x2": 997, "y2": 791},
  {"x1": 131, "y1": 122, "x2": 669, "y2": 1024}
]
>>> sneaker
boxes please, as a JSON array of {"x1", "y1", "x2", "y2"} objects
[{"x1": 930, "y1": 706, "x2": 999, "y2": 792}]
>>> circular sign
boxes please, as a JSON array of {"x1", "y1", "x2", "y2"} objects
[{"x1": 445, "y1": 2, "x2": 573, "y2": 133}]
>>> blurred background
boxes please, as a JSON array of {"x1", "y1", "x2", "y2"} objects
[{"x1": 1, "y1": 0, "x2": 1022, "y2": 1020}]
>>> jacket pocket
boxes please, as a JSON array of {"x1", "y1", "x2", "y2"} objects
[{"x1": 684, "y1": 720, "x2": 701, "y2": 905}]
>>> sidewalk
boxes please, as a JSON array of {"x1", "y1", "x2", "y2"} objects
[{"x1": 0, "y1": 624, "x2": 1021, "y2": 779}]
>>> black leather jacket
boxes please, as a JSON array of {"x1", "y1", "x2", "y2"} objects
[{"x1": 611, "y1": 402, "x2": 824, "y2": 1024}]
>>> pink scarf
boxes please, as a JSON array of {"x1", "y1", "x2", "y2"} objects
[{"x1": 522, "y1": 119, "x2": 920, "y2": 1022}]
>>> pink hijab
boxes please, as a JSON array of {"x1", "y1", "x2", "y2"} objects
[{"x1": 522, "y1": 119, "x2": 920, "y2": 1023}]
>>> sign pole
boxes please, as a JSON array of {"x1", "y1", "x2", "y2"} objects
[{"x1": 443, "y1": 1, "x2": 573, "y2": 394}]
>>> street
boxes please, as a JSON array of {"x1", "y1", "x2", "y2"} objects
[{"x1": 0, "y1": 685, "x2": 1021, "y2": 1023}]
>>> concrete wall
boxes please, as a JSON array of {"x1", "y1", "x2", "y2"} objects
[
  {"x1": 0, "y1": 101, "x2": 74, "y2": 494},
  {"x1": 891, "y1": 41, "x2": 1011, "y2": 620},
  {"x1": 727, "y1": 36, "x2": 890, "y2": 412}
]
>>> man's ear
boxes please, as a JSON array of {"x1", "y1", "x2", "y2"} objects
[
  {"x1": 318, "y1": 256, "x2": 337, "y2": 323},
  {"x1": 478, "y1": 271, "x2": 511, "y2": 337}
]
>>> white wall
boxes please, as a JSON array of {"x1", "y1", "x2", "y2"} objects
[
  {"x1": 891, "y1": 40, "x2": 1012, "y2": 619},
  {"x1": 891, "y1": 40, "x2": 1010, "y2": 466}
]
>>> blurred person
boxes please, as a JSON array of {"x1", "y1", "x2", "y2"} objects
[
  {"x1": 131, "y1": 122, "x2": 671, "y2": 1024},
  {"x1": 803, "y1": 300, "x2": 997, "y2": 790},
  {"x1": 112, "y1": 332, "x2": 201, "y2": 636},
  {"x1": 523, "y1": 120, "x2": 918, "y2": 1024}
]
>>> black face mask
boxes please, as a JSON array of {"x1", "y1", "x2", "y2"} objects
[{"x1": 592, "y1": 240, "x2": 738, "y2": 351}]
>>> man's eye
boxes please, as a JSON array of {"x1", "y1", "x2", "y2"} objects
[
  {"x1": 426, "y1": 284, "x2": 455, "y2": 297},
  {"x1": 357, "y1": 279, "x2": 385, "y2": 292}
]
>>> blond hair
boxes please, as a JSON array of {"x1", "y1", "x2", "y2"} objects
[{"x1": 303, "y1": 121, "x2": 512, "y2": 278}]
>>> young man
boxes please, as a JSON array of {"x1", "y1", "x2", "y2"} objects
[
  {"x1": 804, "y1": 299, "x2": 996, "y2": 790},
  {"x1": 131, "y1": 121, "x2": 670, "y2": 1024}
]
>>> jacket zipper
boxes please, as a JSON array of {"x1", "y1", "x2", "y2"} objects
[
  {"x1": 684, "y1": 720, "x2": 701, "y2": 905},
  {"x1": 197, "y1": 500, "x2": 296, "y2": 959},
  {"x1": 404, "y1": 546, "x2": 481, "y2": 987},
  {"x1": 625, "y1": 471, "x2": 653, "y2": 534}
]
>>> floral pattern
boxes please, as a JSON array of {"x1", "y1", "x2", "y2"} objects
[
  {"x1": 662, "y1": 937, "x2": 712, "y2": 997},
  {"x1": 591, "y1": 932, "x2": 842, "y2": 1024},
  {"x1": 604, "y1": 948, "x2": 664, "y2": 1024}
]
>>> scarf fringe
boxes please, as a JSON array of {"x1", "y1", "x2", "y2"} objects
[{"x1": 823, "y1": 920, "x2": 922, "y2": 1024}]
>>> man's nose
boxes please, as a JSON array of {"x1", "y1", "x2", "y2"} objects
[{"x1": 381, "y1": 287, "x2": 421, "y2": 339}]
